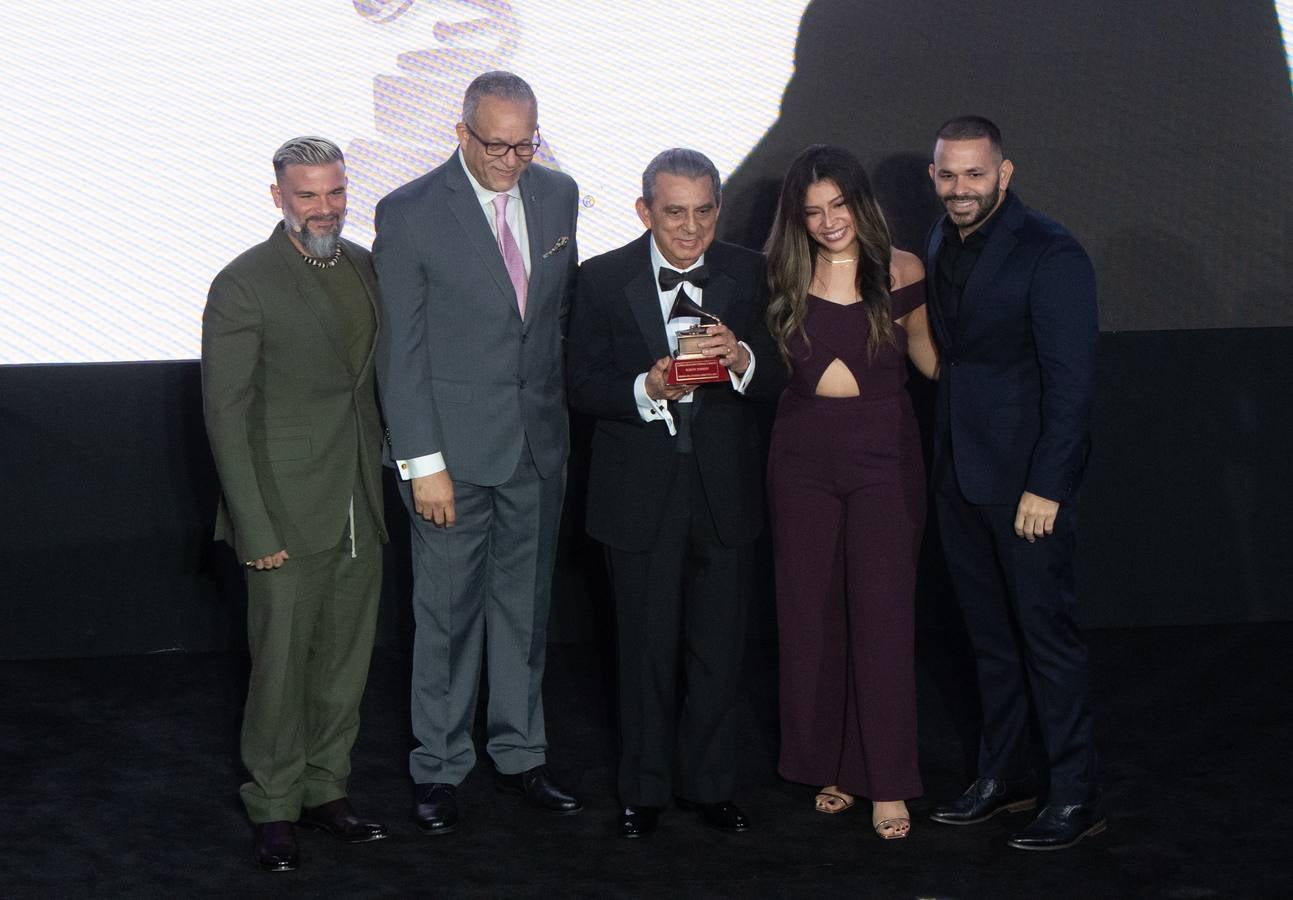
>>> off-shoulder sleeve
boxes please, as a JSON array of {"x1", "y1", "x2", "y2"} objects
[{"x1": 890, "y1": 280, "x2": 927, "y2": 319}]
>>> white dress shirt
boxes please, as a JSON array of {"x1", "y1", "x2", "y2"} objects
[
  {"x1": 397, "y1": 150, "x2": 531, "y2": 481},
  {"x1": 633, "y1": 237, "x2": 756, "y2": 435}
]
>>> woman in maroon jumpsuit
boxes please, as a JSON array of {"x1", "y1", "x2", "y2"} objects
[{"x1": 765, "y1": 145, "x2": 938, "y2": 839}]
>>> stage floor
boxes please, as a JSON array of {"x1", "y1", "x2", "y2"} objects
[{"x1": 1, "y1": 623, "x2": 1287, "y2": 898}]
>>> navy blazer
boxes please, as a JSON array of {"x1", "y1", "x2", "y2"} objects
[
  {"x1": 924, "y1": 192, "x2": 1098, "y2": 506},
  {"x1": 567, "y1": 233, "x2": 782, "y2": 552}
]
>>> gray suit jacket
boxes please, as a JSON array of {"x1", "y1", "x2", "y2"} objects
[{"x1": 373, "y1": 154, "x2": 579, "y2": 485}]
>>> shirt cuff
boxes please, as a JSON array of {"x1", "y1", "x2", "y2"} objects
[
  {"x1": 634, "y1": 371, "x2": 677, "y2": 436},
  {"x1": 396, "y1": 452, "x2": 446, "y2": 481},
  {"x1": 728, "y1": 341, "x2": 756, "y2": 393}
]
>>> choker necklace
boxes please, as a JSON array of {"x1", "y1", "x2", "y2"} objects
[
  {"x1": 301, "y1": 245, "x2": 343, "y2": 269},
  {"x1": 818, "y1": 252, "x2": 857, "y2": 265}
]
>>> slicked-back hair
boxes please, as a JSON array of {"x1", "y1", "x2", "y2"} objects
[
  {"x1": 764, "y1": 144, "x2": 895, "y2": 366},
  {"x1": 272, "y1": 136, "x2": 344, "y2": 177},
  {"x1": 641, "y1": 148, "x2": 722, "y2": 207},
  {"x1": 934, "y1": 115, "x2": 1003, "y2": 158},
  {"x1": 462, "y1": 70, "x2": 537, "y2": 126}
]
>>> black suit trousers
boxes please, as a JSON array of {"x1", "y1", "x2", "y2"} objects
[
  {"x1": 606, "y1": 452, "x2": 751, "y2": 807},
  {"x1": 934, "y1": 452, "x2": 1098, "y2": 804}
]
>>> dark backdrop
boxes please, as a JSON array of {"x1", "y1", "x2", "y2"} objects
[
  {"x1": 2, "y1": 0, "x2": 1291, "y2": 659},
  {"x1": 3, "y1": 327, "x2": 1291, "y2": 660},
  {"x1": 719, "y1": 0, "x2": 1293, "y2": 331}
]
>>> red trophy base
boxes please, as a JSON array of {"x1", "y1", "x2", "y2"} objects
[{"x1": 667, "y1": 355, "x2": 727, "y2": 385}]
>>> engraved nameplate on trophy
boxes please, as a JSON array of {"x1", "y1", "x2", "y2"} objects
[{"x1": 665, "y1": 292, "x2": 727, "y2": 385}]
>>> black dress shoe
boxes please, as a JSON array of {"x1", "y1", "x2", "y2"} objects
[
  {"x1": 494, "y1": 765, "x2": 582, "y2": 815},
  {"x1": 620, "y1": 806, "x2": 662, "y2": 839},
  {"x1": 675, "y1": 798, "x2": 750, "y2": 832},
  {"x1": 298, "y1": 798, "x2": 388, "y2": 843},
  {"x1": 929, "y1": 778, "x2": 1037, "y2": 825},
  {"x1": 254, "y1": 820, "x2": 299, "y2": 872},
  {"x1": 413, "y1": 783, "x2": 460, "y2": 835},
  {"x1": 1007, "y1": 802, "x2": 1107, "y2": 851}
]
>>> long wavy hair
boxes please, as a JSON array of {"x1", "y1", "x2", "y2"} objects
[{"x1": 764, "y1": 145, "x2": 895, "y2": 367}]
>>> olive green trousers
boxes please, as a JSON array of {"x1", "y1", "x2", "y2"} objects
[{"x1": 239, "y1": 531, "x2": 381, "y2": 823}]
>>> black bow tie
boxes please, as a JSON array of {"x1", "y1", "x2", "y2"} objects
[{"x1": 658, "y1": 265, "x2": 709, "y2": 292}]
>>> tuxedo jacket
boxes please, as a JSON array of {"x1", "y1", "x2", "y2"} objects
[
  {"x1": 202, "y1": 226, "x2": 387, "y2": 562},
  {"x1": 373, "y1": 155, "x2": 579, "y2": 486},
  {"x1": 567, "y1": 233, "x2": 783, "y2": 552},
  {"x1": 924, "y1": 192, "x2": 1098, "y2": 506}
]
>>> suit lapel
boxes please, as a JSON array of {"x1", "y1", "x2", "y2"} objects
[
  {"x1": 626, "y1": 235, "x2": 670, "y2": 361},
  {"x1": 687, "y1": 248, "x2": 736, "y2": 419},
  {"x1": 445, "y1": 158, "x2": 520, "y2": 315},
  {"x1": 959, "y1": 194, "x2": 1023, "y2": 328},
  {"x1": 924, "y1": 221, "x2": 953, "y2": 348},
  {"x1": 347, "y1": 238, "x2": 381, "y2": 377},
  {"x1": 700, "y1": 260, "x2": 735, "y2": 328},
  {"x1": 269, "y1": 227, "x2": 352, "y2": 371},
  {"x1": 520, "y1": 169, "x2": 544, "y2": 322}
]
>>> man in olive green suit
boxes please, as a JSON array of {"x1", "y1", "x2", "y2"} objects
[{"x1": 202, "y1": 136, "x2": 389, "y2": 872}]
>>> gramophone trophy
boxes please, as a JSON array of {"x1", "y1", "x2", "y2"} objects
[{"x1": 666, "y1": 292, "x2": 728, "y2": 385}]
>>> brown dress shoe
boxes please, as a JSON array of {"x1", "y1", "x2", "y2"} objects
[
  {"x1": 254, "y1": 820, "x2": 299, "y2": 872},
  {"x1": 298, "y1": 798, "x2": 389, "y2": 843}
]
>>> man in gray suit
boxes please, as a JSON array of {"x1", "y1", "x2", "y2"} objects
[{"x1": 373, "y1": 71, "x2": 581, "y2": 833}]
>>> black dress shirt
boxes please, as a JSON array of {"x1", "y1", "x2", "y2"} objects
[{"x1": 934, "y1": 192, "x2": 1009, "y2": 337}]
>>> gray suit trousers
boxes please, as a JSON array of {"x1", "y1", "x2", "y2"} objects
[{"x1": 401, "y1": 441, "x2": 565, "y2": 784}]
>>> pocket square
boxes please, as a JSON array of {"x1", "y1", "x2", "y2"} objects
[{"x1": 542, "y1": 236, "x2": 569, "y2": 258}]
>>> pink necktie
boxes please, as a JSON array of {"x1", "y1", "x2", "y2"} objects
[{"x1": 492, "y1": 193, "x2": 528, "y2": 318}]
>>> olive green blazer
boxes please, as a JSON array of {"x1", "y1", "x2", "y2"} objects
[{"x1": 201, "y1": 226, "x2": 387, "y2": 562}]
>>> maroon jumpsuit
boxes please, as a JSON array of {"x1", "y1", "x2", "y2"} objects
[{"x1": 768, "y1": 281, "x2": 926, "y2": 800}]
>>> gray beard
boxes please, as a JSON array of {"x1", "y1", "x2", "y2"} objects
[
  {"x1": 285, "y1": 213, "x2": 344, "y2": 259},
  {"x1": 298, "y1": 227, "x2": 340, "y2": 259}
]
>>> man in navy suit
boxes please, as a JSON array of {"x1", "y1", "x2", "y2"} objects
[{"x1": 923, "y1": 116, "x2": 1104, "y2": 851}]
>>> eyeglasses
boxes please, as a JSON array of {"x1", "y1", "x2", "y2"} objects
[{"x1": 462, "y1": 123, "x2": 541, "y2": 159}]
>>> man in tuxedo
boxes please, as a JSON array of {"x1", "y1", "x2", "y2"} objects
[
  {"x1": 373, "y1": 71, "x2": 581, "y2": 833},
  {"x1": 923, "y1": 116, "x2": 1104, "y2": 850},
  {"x1": 567, "y1": 148, "x2": 781, "y2": 838},
  {"x1": 202, "y1": 136, "x2": 389, "y2": 872}
]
